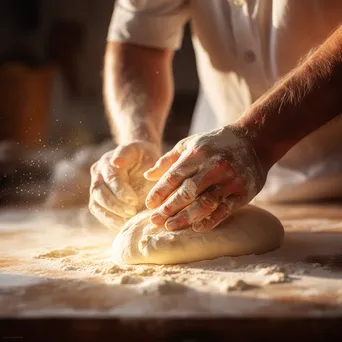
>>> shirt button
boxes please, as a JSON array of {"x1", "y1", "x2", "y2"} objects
[
  {"x1": 233, "y1": 0, "x2": 246, "y2": 7},
  {"x1": 244, "y1": 50, "x2": 256, "y2": 63}
]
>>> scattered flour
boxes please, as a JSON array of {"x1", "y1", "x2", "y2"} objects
[
  {"x1": 256, "y1": 266, "x2": 291, "y2": 284},
  {"x1": 138, "y1": 278, "x2": 188, "y2": 295},
  {"x1": 1, "y1": 207, "x2": 342, "y2": 317},
  {"x1": 263, "y1": 272, "x2": 291, "y2": 285},
  {"x1": 118, "y1": 275, "x2": 144, "y2": 285},
  {"x1": 36, "y1": 247, "x2": 79, "y2": 259},
  {"x1": 220, "y1": 279, "x2": 256, "y2": 292}
]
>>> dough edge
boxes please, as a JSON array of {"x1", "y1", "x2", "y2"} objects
[{"x1": 112, "y1": 205, "x2": 284, "y2": 265}]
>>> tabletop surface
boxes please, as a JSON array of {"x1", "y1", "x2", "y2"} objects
[{"x1": 0, "y1": 203, "x2": 342, "y2": 319}]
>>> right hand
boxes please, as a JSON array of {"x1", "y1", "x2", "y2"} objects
[
  {"x1": 89, "y1": 141, "x2": 160, "y2": 230},
  {"x1": 144, "y1": 126, "x2": 267, "y2": 232}
]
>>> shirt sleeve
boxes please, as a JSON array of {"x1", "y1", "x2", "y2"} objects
[{"x1": 107, "y1": 0, "x2": 190, "y2": 50}]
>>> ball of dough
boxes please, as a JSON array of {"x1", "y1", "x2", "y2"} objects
[{"x1": 112, "y1": 205, "x2": 284, "y2": 265}]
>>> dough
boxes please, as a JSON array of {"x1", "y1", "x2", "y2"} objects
[{"x1": 112, "y1": 205, "x2": 284, "y2": 265}]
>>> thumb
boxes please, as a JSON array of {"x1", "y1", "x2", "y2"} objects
[
  {"x1": 111, "y1": 144, "x2": 138, "y2": 169},
  {"x1": 144, "y1": 149, "x2": 181, "y2": 181}
]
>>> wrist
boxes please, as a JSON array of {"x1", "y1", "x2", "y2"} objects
[
  {"x1": 226, "y1": 123, "x2": 270, "y2": 184},
  {"x1": 114, "y1": 118, "x2": 162, "y2": 150},
  {"x1": 232, "y1": 116, "x2": 279, "y2": 171}
]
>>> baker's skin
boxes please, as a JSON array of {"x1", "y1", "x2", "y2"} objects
[
  {"x1": 89, "y1": 44, "x2": 171, "y2": 230},
  {"x1": 89, "y1": 25, "x2": 342, "y2": 232}
]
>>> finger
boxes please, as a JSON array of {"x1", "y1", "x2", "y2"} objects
[
  {"x1": 145, "y1": 152, "x2": 198, "y2": 209},
  {"x1": 101, "y1": 161, "x2": 138, "y2": 206},
  {"x1": 89, "y1": 201, "x2": 126, "y2": 231},
  {"x1": 192, "y1": 195, "x2": 242, "y2": 232},
  {"x1": 149, "y1": 178, "x2": 198, "y2": 225},
  {"x1": 91, "y1": 182, "x2": 137, "y2": 218},
  {"x1": 164, "y1": 184, "x2": 228, "y2": 231},
  {"x1": 111, "y1": 144, "x2": 138, "y2": 168},
  {"x1": 144, "y1": 149, "x2": 181, "y2": 181},
  {"x1": 150, "y1": 159, "x2": 235, "y2": 226}
]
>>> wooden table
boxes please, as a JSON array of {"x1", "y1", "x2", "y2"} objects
[{"x1": 0, "y1": 203, "x2": 342, "y2": 340}]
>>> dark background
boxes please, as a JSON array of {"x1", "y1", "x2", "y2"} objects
[
  {"x1": 0, "y1": 0, "x2": 199, "y2": 147},
  {"x1": 0, "y1": 0, "x2": 200, "y2": 206}
]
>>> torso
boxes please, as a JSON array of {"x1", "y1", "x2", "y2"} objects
[
  {"x1": 189, "y1": 0, "x2": 342, "y2": 201},
  {"x1": 190, "y1": 0, "x2": 342, "y2": 125}
]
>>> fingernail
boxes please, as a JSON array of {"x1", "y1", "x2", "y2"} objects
[{"x1": 165, "y1": 219, "x2": 178, "y2": 231}]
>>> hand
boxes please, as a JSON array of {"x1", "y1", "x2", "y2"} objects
[
  {"x1": 89, "y1": 141, "x2": 160, "y2": 230},
  {"x1": 144, "y1": 126, "x2": 267, "y2": 232}
]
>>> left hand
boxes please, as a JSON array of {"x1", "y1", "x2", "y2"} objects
[{"x1": 144, "y1": 126, "x2": 267, "y2": 232}]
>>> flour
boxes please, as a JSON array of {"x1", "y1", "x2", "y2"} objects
[
  {"x1": 263, "y1": 272, "x2": 291, "y2": 285},
  {"x1": 178, "y1": 179, "x2": 198, "y2": 201},
  {"x1": 193, "y1": 126, "x2": 265, "y2": 199},
  {"x1": 36, "y1": 247, "x2": 79, "y2": 259},
  {"x1": 118, "y1": 275, "x2": 143, "y2": 285},
  {"x1": 1, "y1": 206, "x2": 342, "y2": 317},
  {"x1": 257, "y1": 265, "x2": 286, "y2": 275},
  {"x1": 138, "y1": 278, "x2": 188, "y2": 295},
  {"x1": 145, "y1": 127, "x2": 266, "y2": 220},
  {"x1": 221, "y1": 279, "x2": 256, "y2": 292}
]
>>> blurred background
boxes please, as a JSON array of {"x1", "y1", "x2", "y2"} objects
[{"x1": 0, "y1": 0, "x2": 199, "y2": 207}]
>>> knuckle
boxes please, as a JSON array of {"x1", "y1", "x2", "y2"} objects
[
  {"x1": 150, "y1": 189, "x2": 163, "y2": 201},
  {"x1": 221, "y1": 200, "x2": 234, "y2": 214},
  {"x1": 192, "y1": 143, "x2": 203, "y2": 155},
  {"x1": 173, "y1": 192, "x2": 186, "y2": 205},
  {"x1": 163, "y1": 172, "x2": 181, "y2": 186},
  {"x1": 179, "y1": 187, "x2": 193, "y2": 201},
  {"x1": 177, "y1": 212, "x2": 190, "y2": 224},
  {"x1": 160, "y1": 203, "x2": 173, "y2": 216},
  {"x1": 164, "y1": 175, "x2": 176, "y2": 187},
  {"x1": 105, "y1": 173, "x2": 119, "y2": 185},
  {"x1": 207, "y1": 214, "x2": 222, "y2": 230},
  {"x1": 177, "y1": 137, "x2": 189, "y2": 150},
  {"x1": 199, "y1": 195, "x2": 218, "y2": 209},
  {"x1": 179, "y1": 179, "x2": 197, "y2": 200},
  {"x1": 191, "y1": 137, "x2": 212, "y2": 155}
]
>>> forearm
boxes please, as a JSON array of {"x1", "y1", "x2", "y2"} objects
[
  {"x1": 236, "y1": 25, "x2": 342, "y2": 169},
  {"x1": 103, "y1": 42, "x2": 174, "y2": 148}
]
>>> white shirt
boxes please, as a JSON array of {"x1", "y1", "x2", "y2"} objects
[{"x1": 107, "y1": 0, "x2": 342, "y2": 201}]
